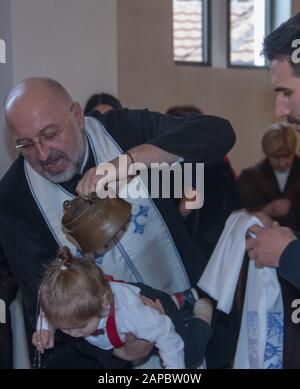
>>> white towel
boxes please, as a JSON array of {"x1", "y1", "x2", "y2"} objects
[
  {"x1": 198, "y1": 210, "x2": 261, "y2": 314},
  {"x1": 198, "y1": 210, "x2": 284, "y2": 369}
]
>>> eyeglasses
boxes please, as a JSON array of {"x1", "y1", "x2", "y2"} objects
[{"x1": 14, "y1": 103, "x2": 76, "y2": 153}]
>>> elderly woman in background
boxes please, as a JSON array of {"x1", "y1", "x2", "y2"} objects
[{"x1": 237, "y1": 123, "x2": 300, "y2": 229}]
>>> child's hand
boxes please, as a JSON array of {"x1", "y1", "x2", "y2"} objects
[
  {"x1": 194, "y1": 298, "x2": 213, "y2": 325},
  {"x1": 32, "y1": 330, "x2": 54, "y2": 353},
  {"x1": 113, "y1": 333, "x2": 154, "y2": 361},
  {"x1": 140, "y1": 295, "x2": 165, "y2": 315}
]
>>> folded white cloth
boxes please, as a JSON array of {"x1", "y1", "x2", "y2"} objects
[
  {"x1": 198, "y1": 210, "x2": 261, "y2": 314},
  {"x1": 198, "y1": 210, "x2": 284, "y2": 369}
]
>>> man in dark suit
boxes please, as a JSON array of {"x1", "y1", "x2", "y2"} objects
[
  {"x1": 246, "y1": 13, "x2": 300, "y2": 368},
  {"x1": 247, "y1": 13, "x2": 300, "y2": 291}
]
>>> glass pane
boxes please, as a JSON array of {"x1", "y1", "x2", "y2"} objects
[
  {"x1": 230, "y1": 0, "x2": 267, "y2": 67},
  {"x1": 173, "y1": 0, "x2": 205, "y2": 63}
]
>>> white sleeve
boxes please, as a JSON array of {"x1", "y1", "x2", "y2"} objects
[
  {"x1": 117, "y1": 297, "x2": 185, "y2": 369},
  {"x1": 36, "y1": 311, "x2": 52, "y2": 331}
]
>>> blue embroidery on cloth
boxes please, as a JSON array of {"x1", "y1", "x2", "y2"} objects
[
  {"x1": 130, "y1": 205, "x2": 150, "y2": 234},
  {"x1": 264, "y1": 312, "x2": 283, "y2": 369},
  {"x1": 247, "y1": 311, "x2": 283, "y2": 369}
]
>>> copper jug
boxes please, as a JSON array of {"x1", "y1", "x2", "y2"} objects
[{"x1": 62, "y1": 193, "x2": 132, "y2": 253}]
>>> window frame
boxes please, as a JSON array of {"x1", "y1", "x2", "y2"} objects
[
  {"x1": 227, "y1": 0, "x2": 271, "y2": 69},
  {"x1": 173, "y1": 0, "x2": 212, "y2": 67}
]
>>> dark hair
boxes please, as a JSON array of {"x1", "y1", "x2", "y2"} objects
[
  {"x1": 84, "y1": 93, "x2": 122, "y2": 115},
  {"x1": 262, "y1": 12, "x2": 300, "y2": 77},
  {"x1": 166, "y1": 105, "x2": 203, "y2": 117}
]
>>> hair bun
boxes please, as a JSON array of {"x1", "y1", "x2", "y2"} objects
[{"x1": 56, "y1": 246, "x2": 73, "y2": 269}]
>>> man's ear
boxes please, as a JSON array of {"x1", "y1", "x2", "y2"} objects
[{"x1": 73, "y1": 102, "x2": 85, "y2": 130}]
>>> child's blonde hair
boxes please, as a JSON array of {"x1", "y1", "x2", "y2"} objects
[
  {"x1": 39, "y1": 247, "x2": 112, "y2": 329},
  {"x1": 262, "y1": 123, "x2": 298, "y2": 158}
]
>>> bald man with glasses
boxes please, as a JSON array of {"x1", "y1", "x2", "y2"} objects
[{"x1": 1, "y1": 77, "x2": 235, "y2": 369}]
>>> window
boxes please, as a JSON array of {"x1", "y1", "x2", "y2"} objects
[
  {"x1": 173, "y1": 0, "x2": 210, "y2": 65},
  {"x1": 228, "y1": 0, "x2": 270, "y2": 67}
]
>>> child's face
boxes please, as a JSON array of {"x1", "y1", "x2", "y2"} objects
[{"x1": 60, "y1": 317, "x2": 100, "y2": 338}]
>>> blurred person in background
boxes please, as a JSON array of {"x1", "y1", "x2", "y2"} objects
[
  {"x1": 84, "y1": 93, "x2": 122, "y2": 115},
  {"x1": 238, "y1": 123, "x2": 300, "y2": 230}
]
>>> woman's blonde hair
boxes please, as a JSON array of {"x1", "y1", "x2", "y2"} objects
[
  {"x1": 262, "y1": 123, "x2": 298, "y2": 158},
  {"x1": 39, "y1": 247, "x2": 112, "y2": 329}
]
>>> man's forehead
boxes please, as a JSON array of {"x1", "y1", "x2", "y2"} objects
[
  {"x1": 270, "y1": 59, "x2": 295, "y2": 83},
  {"x1": 7, "y1": 101, "x2": 65, "y2": 139},
  {"x1": 7, "y1": 81, "x2": 68, "y2": 111},
  {"x1": 269, "y1": 61, "x2": 296, "y2": 95},
  {"x1": 9, "y1": 92, "x2": 67, "y2": 118}
]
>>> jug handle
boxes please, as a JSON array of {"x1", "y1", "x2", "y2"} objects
[
  {"x1": 63, "y1": 200, "x2": 72, "y2": 209},
  {"x1": 89, "y1": 192, "x2": 98, "y2": 203}
]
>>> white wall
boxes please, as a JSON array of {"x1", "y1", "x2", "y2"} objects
[{"x1": 11, "y1": 0, "x2": 118, "y2": 107}]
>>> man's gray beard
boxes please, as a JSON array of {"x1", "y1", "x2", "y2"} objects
[
  {"x1": 42, "y1": 161, "x2": 80, "y2": 183},
  {"x1": 43, "y1": 144, "x2": 86, "y2": 184}
]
